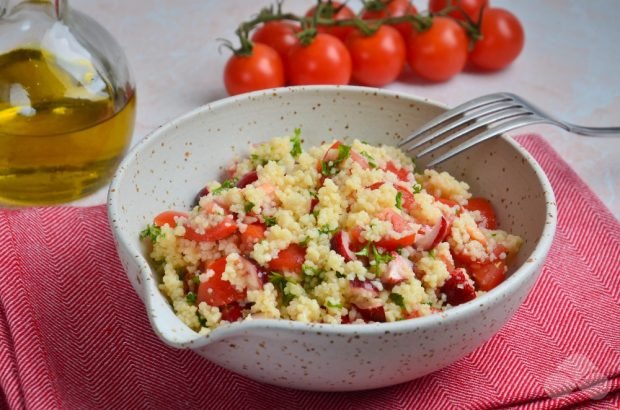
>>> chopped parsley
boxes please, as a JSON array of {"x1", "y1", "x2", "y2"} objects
[
  {"x1": 321, "y1": 143, "x2": 351, "y2": 176},
  {"x1": 372, "y1": 244, "x2": 394, "y2": 265},
  {"x1": 355, "y1": 243, "x2": 370, "y2": 257},
  {"x1": 186, "y1": 292, "x2": 197, "y2": 305},
  {"x1": 139, "y1": 224, "x2": 161, "y2": 242},
  {"x1": 389, "y1": 293, "x2": 406, "y2": 310},
  {"x1": 192, "y1": 276, "x2": 200, "y2": 285},
  {"x1": 412, "y1": 183, "x2": 423, "y2": 194},
  {"x1": 395, "y1": 191, "x2": 403, "y2": 210},
  {"x1": 429, "y1": 249, "x2": 436, "y2": 259},
  {"x1": 290, "y1": 128, "x2": 303, "y2": 157},
  {"x1": 309, "y1": 190, "x2": 318, "y2": 199},
  {"x1": 263, "y1": 216, "x2": 276, "y2": 227},
  {"x1": 197, "y1": 314, "x2": 207, "y2": 327},
  {"x1": 326, "y1": 300, "x2": 343, "y2": 309},
  {"x1": 250, "y1": 154, "x2": 268, "y2": 166},
  {"x1": 268, "y1": 272, "x2": 295, "y2": 305},
  {"x1": 212, "y1": 178, "x2": 238, "y2": 195},
  {"x1": 302, "y1": 264, "x2": 322, "y2": 277},
  {"x1": 244, "y1": 201, "x2": 255, "y2": 213},
  {"x1": 318, "y1": 225, "x2": 337, "y2": 235},
  {"x1": 335, "y1": 271, "x2": 346, "y2": 278},
  {"x1": 360, "y1": 151, "x2": 377, "y2": 168},
  {"x1": 299, "y1": 236, "x2": 311, "y2": 246}
]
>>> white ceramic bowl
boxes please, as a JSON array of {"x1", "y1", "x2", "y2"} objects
[{"x1": 108, "y1": 86, "x2": 556, "y2": 391}]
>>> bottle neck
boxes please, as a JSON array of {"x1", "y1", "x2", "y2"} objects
[{"x1": 1, "y1": 0, "x2": 66, "y2": 19}]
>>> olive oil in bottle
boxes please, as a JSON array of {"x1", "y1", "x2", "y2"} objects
[{"x1": 0, "y1": 48, "x2": 136, "y2": 205}]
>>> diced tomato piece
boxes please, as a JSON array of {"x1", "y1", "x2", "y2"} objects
[
  {"x1": 383, "y1": 161, "x2": 410, "y2": 181},
  {"x1": 267, "y1": 244, "x2": 306, "y2": 274},
  {"x1": 153, "y1": 211, "x2": 188, "y2": 228},
  {"x1": 381, "y1": 253, "x2": 413, "y2": 285},
  {"x1": 193, "y1": 186, "x2": 210, "y2": 207},
  {"x1": 348, "y1": 226, "x2": 367, "y2": 252},
  {"x1": 184, "y1": 214, "x2": 238, "y2": 242},
  {"x1": 236, "y1": 170, "x2": 258, "y2": 188},
  {"x1": 220, "y1": 302, "x2": 244, "y2": 322},
  {"x1": 441, "y1": 268, "x2": 476, "y2": 306},
  {"x1": 240, "y1": 223, "x2": 266, "y2": 255},
  {"x1": 464, "y1": 197, "x2": 497, "y2": 229},
  {"x1": 469, "y1": 260, "x2": 507, "y2": 291},
  {"x1": 436, "y1": 197, "x2": 459, "y2": 208},
  {"x1": 375, "y1": 209, "x2": 416, "y2": 251},
  {"x1": 197, "y1": 257, "x2": 246, "y2": 307}
]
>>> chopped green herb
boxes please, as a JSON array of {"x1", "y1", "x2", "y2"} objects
[
  {"x1": 389, "y1": 293, "x2": 406, "y2": 310},
  {"x1": 302, "y1": 264, "x2": 322, "y2": 277},
  {"x1": 360, "y1": 151, "x2": 377, "y2": 168},
  {"x1": 309, "y1": 190, "x2": 318, "y2": 199},
  {"x1": 198, "y1": 315, "x2": 207, "y2": 327},
  {"x1": 372, "y1": 244, "x2": 394, "y2": 265},
  {"x1": 395, "y1": 191, "x2": 403, "y2": 210},
  {"x1": 290, "y1": 128, "x2": 303, "y2": 157},
  {"x1": 192, "y1": 276, "x2": 200, "y2": 285},
  {"x1": 186, "y1": 292, "x2": 197, "y2": 304},
  {"x1": 139, "y1": 224, "x2": 161, "y2": 242},
  {"x1": 312, "y1": 209, "x2": 320, "y2": 219},
  {"x1": 326, "y1": 300, "x2": 343, "y2": 309},
  {"x1": 335, "y1": 271, "x2": 346, "y2": 278},
  {"x1": 250, "y1": 154, "x2": 268, "y2": 166},
  {"x1": 268, "y1": 272, "x2": 295, "y2": 305},
  {"x1": 412, "y1": 183, "x2": 423, "y2": 194},
  {"x1": 244, "y1": 201, "x2": 255, "y2": 213},
  {"x1": 300, "y1": 236, "x2": 311, "y2": 246},
  {"x1": 424, "y1": 301, "x2": 434, "y2": 306},
  {"x1": 429, "y1": 249, "x2": 436, "y2": 259},
  {"x1": 491, "y1": 233, "x2": 497, "y2": 237},
  {"x1": 321, "y1": 143, "x2": 352, "y2": 176},
  {"x1": 355, "y1": 243, "x2": 370, "y2": 257},
  {"x1": 263, "y1": 216, "x2": 276, "y2": 227},
  {"x1": 212, "y1": 178, "x2": 238, "y2": 195},
  {"x1": 318, "y1": 225, "x2": 336, "y2": 235}
]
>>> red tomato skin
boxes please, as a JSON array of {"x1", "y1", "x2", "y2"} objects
[
  {"x1": 267, "y1": 244, "x2": 306, "y2": 274},
  {"x1": 197, "y1": 258, "x2": 246, "y2": 307},
  {"x1": 464, "y1": 197, "x2": 497, "y2": 229},
  {"x1": 153, "y1": 211, "x2": 188, "y2": 228},
  {"x1": 306, "y1": 2, "x2": 356, "y2": 42},
  {"x1": 469, "y1": 260, "x2": 507, "y2": 291},
  {"x1": 469, "y1": 8, "x2": 525, "y2": 70},
  {"x1": 428, "y1": 0, "x2": 488, "y2": 22},
  {"x1": 251, "y1": 21, "x2": 299, "y2": 60},
  {"x1": 362, "y1": 0, "x2": 418, "y2": 42},
  {"x1": 184, "y1": 215, "x2": 238, "y2": 242},
  {"x1": 240, "y1": 223, "x2": 267, "y2": 255},
  {"x1": 224, "y1": 43, "x2": 285, "y2": 96},
  {"x1": 406, "y1": 16, "x2": 468, "y2": 82},
  {"x1": 346, "y1": 25, "x2": 406, "y2": 87},
  {"x1": 286, "y1": 33, "x2": 352, "y2": 85}
]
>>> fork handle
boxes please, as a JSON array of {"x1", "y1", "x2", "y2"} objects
[{"x1": 565, "y1": 123, "x2": 620, "y2": 136}]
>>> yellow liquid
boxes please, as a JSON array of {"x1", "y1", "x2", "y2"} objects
[{"x1": 0, "y1": 48, "x2": 136, "y2": 205}]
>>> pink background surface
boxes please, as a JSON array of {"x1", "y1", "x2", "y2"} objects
[{"x1": 73, "y1": 0, "x2": 620, "y2": 216}]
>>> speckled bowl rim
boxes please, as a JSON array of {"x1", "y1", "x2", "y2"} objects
[{"x1": 108, "y1": 85, "x2": 557, "y2": 349}]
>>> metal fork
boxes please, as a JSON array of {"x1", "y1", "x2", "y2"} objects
[{"x1": 399, "y1": 92, "x2": 620, "y2": 167}]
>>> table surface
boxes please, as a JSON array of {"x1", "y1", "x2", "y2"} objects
[{"x1": 74, "y1": 0, "x2": 620, "y2": 216}]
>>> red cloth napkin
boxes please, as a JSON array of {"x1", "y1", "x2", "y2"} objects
[{"x1": 0, "y1": 135, "x2": 618, "y2": 410}]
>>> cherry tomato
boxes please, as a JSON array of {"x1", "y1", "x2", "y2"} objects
[
  {"x1": 286, "y1": 33, "x2": 352, "y2": 85},
  {"x1": 197, "y1": 257, "x2": 246, "y2": 306},
  {"x1": 375, "y1": 209, "x2": 416, "y2": 250},
  {"x1": 223, "y1": 43, "x2": 285, "y2": 96},
  {"x1": 464, "y1": 197, "x2": 497, "y2": 229},
  {"x1": 240, "y1": 223, "x2": 267, "y2": 255},
  {"x1": 267, "y1": 244, "x2": 306, "y2": 274},
  {"x1": 220, "y1": 302, "x2": 244, "y2": 322},
  {"x1": 469, "y1": 8, "x2": 524, "y2": 70},
  {"x1": 383, "y1": 160, "x2": 410, "y2": 181},
  {"x1": 428, "y1": 0, "x2": 488, "y2": 22},
  {"x1": 184, "y1": 214, "x2": 238, "y2": 242},
  {"x1": 153, "y1": 211, "x2": 188, "y2": 228},
  {"x1": 346, "y1": 25, "x2": 406, "y2": 87},
  {"x1": 362, "y1": 0, "x2": 418, "y2": 41},
  {"x1": 406, "y1": 16, "x2": 468, "y2": 82},
  {"x1": 469, "y1": 259, "x2": 507, "y2": 291},
  {"x1": 251, "y1": 21, "x2": 299, "y2": 60},
  {"x1": 305, "y1": 1, "x2": 356, "y2": 42}
]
